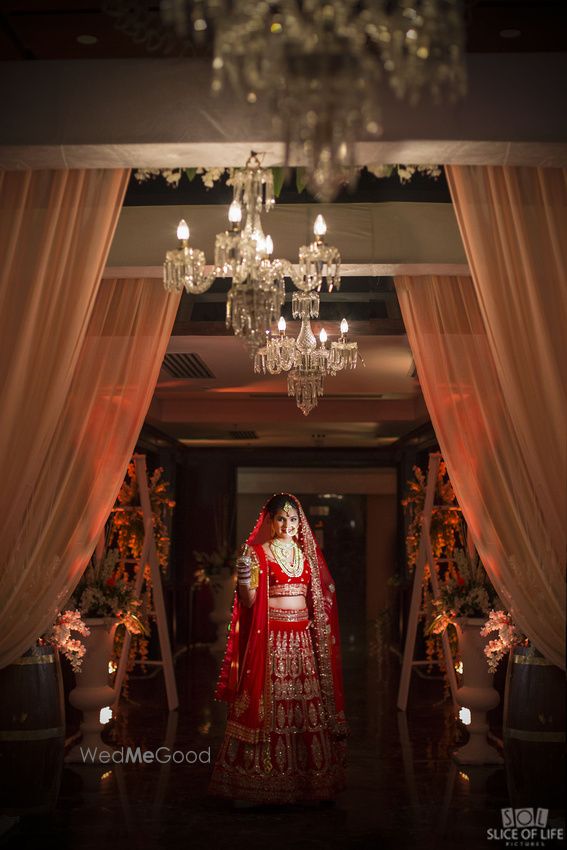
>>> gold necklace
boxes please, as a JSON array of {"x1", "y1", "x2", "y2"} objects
[{"x1": 269, "y1": 539, "x2": 303, "y2": 578}]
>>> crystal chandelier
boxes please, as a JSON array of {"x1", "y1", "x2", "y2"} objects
[
  {"x1": 254, "y1": 289, "x2": 358, "y2": 416},
  {"x1": 164, "y1": 154, "x2": 346, "y2": 356},
  {"x1": 163, "y1": 161, "x2": 359, "y2": 413},
  {"x1": 161, "y1": 1, "x2": 466, "y2": 201},
  {"x1": 163, "y1": 153, "x2": 287, "y2": 353}
]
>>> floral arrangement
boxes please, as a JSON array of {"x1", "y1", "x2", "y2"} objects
[
  {"x1": 38, "y1": 609, "x2": 90, "y2": 673},
  {"x1": 401, "y1": 461, "x2": 461, "y2": 571},
  {"x1": 70, "y1": 549, "x2": 145, "y2": 636},
  {"x1": 480, "y1": 609, "x2": 528, "y2": 673},
  {"x1": 112, "y1": 461, "x2": 175, "y2": 573},
  {"x1": 397, "y1": 460, "x2": 464, "y2": 696},
  {"x1": 427, "y1": 547, "x2": 500, "y2": 636},
  {"x1": 133, "y1": 163, "x2": 442, "y2": 195},
  {"x1": 107, "y1": 461, "x2": 174, "y2": 688},
  {"x1": 366, "y1": 164, "x2": 442, "y2": 183}
]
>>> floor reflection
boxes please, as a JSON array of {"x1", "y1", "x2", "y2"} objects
[{"x1": 0, "y1": 646, "x2": 564, "y2": 849}]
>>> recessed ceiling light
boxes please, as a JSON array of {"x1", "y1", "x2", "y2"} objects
[
  {"x1": 76, "y1": 34, "x2": 98, "y2": 45},
  {"x1": 499, "y1": 29, "x2": 521, "y2": 39}
]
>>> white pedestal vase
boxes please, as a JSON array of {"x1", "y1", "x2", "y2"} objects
[
  {"x1": 65, "y1": 617, "x2": 119, "y2": 764},
  {"x1": 209, "y1": 568, "x2": 236, "y2": 654},
  {"x1": 452, "y1": 616, "x2": 503, "y2": 765}
]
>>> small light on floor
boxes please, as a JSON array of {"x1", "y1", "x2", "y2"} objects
[
  {"x1": 108, "y1": 660, "x2": 117, "y2": 674},
  {"x1": 101, "y1": 771, "x2": 112, "y2": 780},
  {"x1": 459, "y1": 707, "x2": 471, "y2": 725},
  {"x1": 455, "y1": 661, "x2": 463, "y2": 674},
  {"x1": 100, "y1": 706, "x2": 113, "y2": 725},
  {"x1": 458, "y1": 770, "x2": 470, "y2": 782},
  {"x1": 76, "y1": 34, "x2": 98, "y2": 45}
]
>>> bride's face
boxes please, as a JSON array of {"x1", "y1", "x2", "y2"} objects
[{"x1": 271, "y1": 508, "x2": 299, "y2": 542}]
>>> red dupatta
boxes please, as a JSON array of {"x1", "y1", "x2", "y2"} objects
[{"x1": 214, "y1": 493, "x2": 348, "y2": 742}]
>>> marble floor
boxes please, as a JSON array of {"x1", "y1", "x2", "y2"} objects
[{"x1": 1, "y1": 645, "x2": 564, "y2": 850}]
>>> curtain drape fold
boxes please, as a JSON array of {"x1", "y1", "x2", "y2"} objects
[
  {"x1": 395, "y1": 166, "x2": 566, "y2": 670},
  {"x1": 0, "y1": 169, "x2": 180, "y2": 668},
  {"x1": 0, "y1": 170, "x2": 129, "y2": 556}
]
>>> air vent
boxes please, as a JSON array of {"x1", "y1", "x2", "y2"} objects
[
  {"x1": 163, "y1": 353, "x2": 215, "y2": 380},
  {"x1": 229, "y1": 431, "x2": 258, "y2": 440}
]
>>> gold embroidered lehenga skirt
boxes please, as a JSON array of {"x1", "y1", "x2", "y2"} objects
[{"x1": 209, "y1": 607, "x2": 347, "y2": 804}]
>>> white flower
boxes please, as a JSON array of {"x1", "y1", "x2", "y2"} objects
[
  {"x1": 396, "y1": 165, "x2": 416, "y2": 183},
  {"x1": 417, "y1": 165, "x2": 442, "y2": 179},
  {"x1": 133, "y1": 168, "x2": 161, "y2": 183},
  {"x1": 366, "y1": 164, "x2": 394, "y2": 179},
  {"x1": 198, "y1": 167, "x2": 226, "y2": 189},
  {"x1": 163, "y1": 169, "x2": 182, "y2": 186}
]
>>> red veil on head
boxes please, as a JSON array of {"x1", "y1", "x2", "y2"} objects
[{"x1": 214, "y1": 493, "x2": 348, "y2": 742}]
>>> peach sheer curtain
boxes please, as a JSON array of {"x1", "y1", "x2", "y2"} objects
[
  {"x1": 395, "y1": 166, "x2": 566, "y2": 669},
  {"x1": 0, "y1": 169, "x2": 181, "y2": 667},
  {"x1": 0, "y1": 275, "x2": 180, "y2": 668}
]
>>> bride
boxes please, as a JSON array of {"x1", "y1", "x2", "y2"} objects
[{"x1": 209, "y1": 492, "x2": 348, "y2": 805}]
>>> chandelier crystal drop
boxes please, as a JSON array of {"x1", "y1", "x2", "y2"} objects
[
  {"x1": 287, "y1": 367, "x2": 325, "y2": 417},
  {"x1": 162, "y1": 1, "x2": 466, "y2": 201}
]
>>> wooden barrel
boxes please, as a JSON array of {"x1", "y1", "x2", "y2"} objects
[
  {"x1": 503, "y1": 645, "x2": 565, "y2": 811},
  {"x1": 0, "y1": 644, "x2": 65, "y2": 816}
]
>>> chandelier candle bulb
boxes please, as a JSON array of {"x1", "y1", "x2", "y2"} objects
[
  {"x1": 340, "y1": 318, "x2": 349, "y2": 336},
  {"x1": 278, "y1": 316, "x2": 286, "y2": 334},
  {"x1": 313, "y1": 215, "x2": 327, "y2": 239},
  {"x1": 177, "y1": 219, "x2": 190, "y2": 241},
  {"x1": 228, "y1": 200, "x2": 242, "y2": 227},
  {"x1": 265, "y1": 235, "x2": 274, "y2": 256},
  {"x1": 319, "y1": 328, "x2": 328, "y2": 345}
]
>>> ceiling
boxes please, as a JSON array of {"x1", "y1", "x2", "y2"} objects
[
  {"x1": 150, "y1": 333, "x2": 425, "y2": 448},
  {"x1": 0, "y1": 2, "x2": 565, "y2": 60}
]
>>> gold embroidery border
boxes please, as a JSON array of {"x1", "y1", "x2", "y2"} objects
[
  {"x1": 294, "y1": 498, "x2": 340, "y2": 737},
  {"x1": 268, "y1": 607, "x2": 309, "y2": 622}
]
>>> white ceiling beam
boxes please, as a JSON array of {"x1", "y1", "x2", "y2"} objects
[
  {"x1": 103, "y1": 263, "x2": 471, "y2": 279},
  {"x1": 1, "y1": 55, "x2": 566, "y2": 168}
]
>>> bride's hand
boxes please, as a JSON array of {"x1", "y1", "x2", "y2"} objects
[{"x1": 236, "y1": 555, "x2": 252, "y2": 586}]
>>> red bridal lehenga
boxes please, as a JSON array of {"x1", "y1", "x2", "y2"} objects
[{"x1": 208, "y1": 493, "x2": 348, "y2": 804}]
